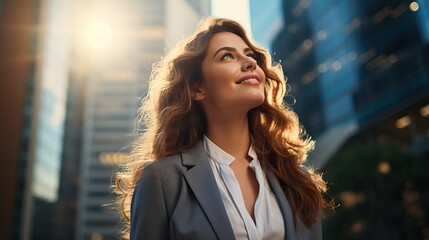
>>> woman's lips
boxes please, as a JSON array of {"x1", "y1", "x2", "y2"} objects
[
  {"x1": 237, "y1": 78, "x2": 260, "y2": 85},
  {"x1": 236, "y1": 74, "x2": 261, "y2": 84}
]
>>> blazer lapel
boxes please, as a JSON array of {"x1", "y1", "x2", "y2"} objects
[
  {"x1": 266, "y1": 171, "x2": 300, "y2": 240},
  {"x1": 181, "y1": 142, "x2": 235, "y2": 240}
]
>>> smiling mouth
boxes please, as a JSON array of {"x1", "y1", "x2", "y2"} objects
[
  {"x1": 236, "y1": 74, "x2": 262, "y2": 85},
  {"x1": 236, "y1": 78, "x2": 260, "y2": 84}
]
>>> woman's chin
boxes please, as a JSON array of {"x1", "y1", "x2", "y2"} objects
[
  {"x1": 242, "y1": 95, "x2": 265, "y2": 110},
  {"x1": 251, "y1": 93, "x2": 265, "y2": 105}
]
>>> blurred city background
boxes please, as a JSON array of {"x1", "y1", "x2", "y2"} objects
[{"x1": 0, "y1": 0, "x2": 428, "y2": 239}]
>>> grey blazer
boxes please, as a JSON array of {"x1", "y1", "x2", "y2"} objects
[{"x1": 130, "y1": 141, "x2": 322, "y2": 240}]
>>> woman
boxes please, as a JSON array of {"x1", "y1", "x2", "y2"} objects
[{"x1": 116, "y1": 17, "x2": 333, "y2": 240}]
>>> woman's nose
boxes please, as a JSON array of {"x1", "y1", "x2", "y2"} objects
[{"x1": 241, "y1": 56, "x2": 257, "y2": 71}]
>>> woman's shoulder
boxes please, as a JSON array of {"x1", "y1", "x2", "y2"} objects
[
  {"x1": 146, "y1": 153, "x2": 182, "y2": 168},
  {"x1": 135, "y1": 153, "x2": 188, "y2": 208},
  {"x1": 141, "y1": 153, "x2": 185, "y2": 178},
  {"x1": 137, "y1": 142, "x2": 206, "y2": 187}
]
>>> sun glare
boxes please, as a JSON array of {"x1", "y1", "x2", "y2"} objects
[
  {"x1": 211, "y1": 0, "x2": 252, "y2": 34},
  {"x1": 84, "y1": 20, "x2": 114, "y2": 50},
  {"x1": 73, "y1": 2, "x2": 134, "y2": 60}
]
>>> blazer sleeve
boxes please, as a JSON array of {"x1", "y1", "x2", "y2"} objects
[
  {"x1": 309, "y1": 221, "x2": 323, "y2": 240},
  {"x1": 130, "y1": 164, "x2": 170, "y2": 240}
]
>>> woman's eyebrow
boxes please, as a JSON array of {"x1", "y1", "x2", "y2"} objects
[{"x1": 212, "y1": 47, "x2": 253, "y2": 59}]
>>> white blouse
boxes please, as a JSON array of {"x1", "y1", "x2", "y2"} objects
[{"x1": 203, "y1": 136, "x2": 285, "y2": 240}]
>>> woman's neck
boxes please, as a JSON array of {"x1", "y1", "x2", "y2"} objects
[{"x1": 205, "y1": 113, "x2": 251, "y2": 160}]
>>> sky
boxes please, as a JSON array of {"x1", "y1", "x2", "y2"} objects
[{"x1": 211, "y1": 0, "x2": 252, "y2": 33}]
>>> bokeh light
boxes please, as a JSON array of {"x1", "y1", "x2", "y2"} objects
[{"x1": 409, "y1": 2, "x2": 419, "y2": 12}]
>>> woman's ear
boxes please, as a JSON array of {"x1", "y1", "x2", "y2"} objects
[{"x1": 191, "y1": 85, "x2": 206, "y2": 101}]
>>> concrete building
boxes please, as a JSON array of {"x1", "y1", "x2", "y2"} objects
[
  {"x1": 1, "y1": 0, "x2": 248, "y2": 239},
  {"x1": 0, "y1": 1, "x2": 40, "y2": 238},
  {"x1": 74, "y1": 0, "x2": 210, "y2": 239},
  {"x1": 73, "y1": 0, "x2": 165, "y2": 238},
  {"x1": 0, "y1": 0, "x2": 73, "y2": 239}
]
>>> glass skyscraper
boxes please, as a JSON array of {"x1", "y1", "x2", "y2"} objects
[
  {"x1": 271, "y1": 1, "x2": 429, "y2": 238},
  {"x1": 2, "y1": 0, "x2": 208, "y2": 239},
  {"x1": 74, "y1": 0, "x2": 166, "y2": 239},
  {"x1": 272, "y1": 0, "x2": 429, "y2": 167},
  {"x1": 0, "y1": 0, "x2": 72, "y2": 239},
  {"x1": 26, "y1": 1, "x2": 72, "y2": 238},
  {"x1": 249, "y1": 0, "x2": 284, "y2": 51},
  {"x1": 74, "y1": 0, "x2": 211, "y2": 239}
]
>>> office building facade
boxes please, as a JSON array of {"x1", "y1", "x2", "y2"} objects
[
  {"x1": 74, "y1": 0, "x2": 165, "y2": 239},
  {"x1": 249, "y1": 0, "x2": 284, "y2": 51},
  {"x1": 271, "y1": 1, "x2": 429, "y2": 237},
  {"x1": 0, "y1": 0, "x2": 73, "y2": 239},
  {"x1": 75, "y1": 0, "x2": 210, "y2": 239},
  {"x1": 272, "y1": 0, "x2": 429, "y2": 166}
]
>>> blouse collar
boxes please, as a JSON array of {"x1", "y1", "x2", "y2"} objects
[{"x1": 203, "y1": 135, "x2": 258, "y2": 166}]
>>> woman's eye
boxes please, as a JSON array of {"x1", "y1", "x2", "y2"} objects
[
  {"x1": 247, "y1": 53, "x2": 256, "y2": 59},
  {"x1": 221, "y1": 54, "x2": 233, "y2": 60}
]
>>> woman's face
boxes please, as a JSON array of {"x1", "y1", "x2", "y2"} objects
[{"x1": 195, "y1": 31, "x2": 266, "y2": 114}]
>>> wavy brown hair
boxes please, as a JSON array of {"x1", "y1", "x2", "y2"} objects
[{"x1": 115, "y1": 17, "x2": 333, "y2": 238}]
